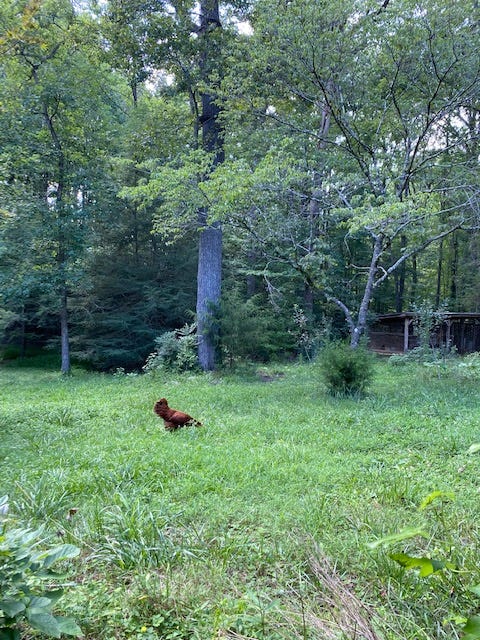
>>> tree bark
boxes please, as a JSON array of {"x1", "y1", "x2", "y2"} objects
[
  {"x1": 450, "y1": 231, "x2": 458, "y2": 304},
  {"x1": 196, "y1": 0, "x2": 223, "y2": 371},
  {"x1": 60, "y1": 285, "x2": 70, "y2": 374},
  {"x1": 350, "y1": 234, "x2": 383, "y2": 348},
  {"x1": 43, "y1": 100, "x2": 71, "y2": 374},
  {"x1": 435, "y1": 239, "x2": 444, "y2": 309},
  {"x1": 395, "y1": 235, "x2": 407, "y2": 312},
  {"x1": 197, "y1": 216, "x2": 222, "y2": 370}
]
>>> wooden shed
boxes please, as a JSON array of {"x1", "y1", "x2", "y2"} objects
[{"x1": 368, "y1": 312, "x2": 480, "y2": 355}]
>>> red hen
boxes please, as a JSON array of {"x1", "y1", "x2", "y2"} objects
[{"x1": 153, "y1": 398, "x2": 202, "y2": 431}]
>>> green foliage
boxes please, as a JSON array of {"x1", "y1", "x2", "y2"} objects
[
  {"x1": 455, "y1": 353, "x2": 480, "y2": 381},
  {"x1": 0, "y1": 499, "x2": 82, "y2": 639},
  {"x1": 121, "y1": 150, "x2": 214, "y2": 241},
  {"x1": 88, "y1": 495, "x2": 187, "y2": 570},
  {"x1": 370, "y1": 490, "x2": 480, "y2": 639},
  {"x1": 214, "y1": 591, "x2": 284, "y2": 640},
  {"x1": 143, "y1": 323, "x2": 199, "y2": 373},
  {"x1": 412, "y1": 303, "x2": 448, "y2": 352},
  {"x1": 388, "y1": 346, "x2": 457, "y2": 372},
  {"x1": 291, "y1": 304, "x2": 327, "y2": 361},
  {"x1": 71, "y1": 253, "x2": 197, "y2": 372},
  {"x1": 218, "y1": 288, "x2": 293, "y2": 365},
  {"x1": 3, "y1": 362, "x2": 480, "y2": 639},
  {"x1": 318, "y1": 341, "x2": 374, "y2": 396}
]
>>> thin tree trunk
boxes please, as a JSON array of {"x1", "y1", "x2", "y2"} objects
[
  {"x1": 450, "y1": 232, "x2": 458, "y2": 304},
  {"x1": 395, "y1": 235, "x2": 406, "y2": 312},
  {"x1": 350, "y1": 234, "x2": 383, "y2": 348},
  {"x1": 20, "y1": 305, "x2": 26, "y2": 358},
  {"x1": 411, "y1": 254, "x2": 418, "y2": 306},
  {"x1": 435, "y1": 239, "x2": 444, "y2": 309},
  {"x1": 60, "y1": 285, "x2": 70, "y2": 374},
  {"x1": 303, "y1": 285, "x2": 314, "y2": 316},
  {"x1": 42, "y1": 100, "x2": 71, "y2": 374},
  {"x1": 246, "y1": 248, "x2": 257, "y2": 297}
]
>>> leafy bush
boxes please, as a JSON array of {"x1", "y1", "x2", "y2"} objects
[
  {"x1": 318, "y1": 341, "x2": 374, "y2": 396},
  {"x1": 143, "y1": 323, "x2": 199, "y2": 373},
  {"x1": 454, "y1": 352, "x2": 480, "y2": 381},
  {"x1": 0, "y1": 496, "x2": 82, "y2": 639},
  {"x1": 389, "y1": 345, "x2": 457, "y2": 367},
  {"x1": 218, "y1": 289, "x2": 294, "y2": 365}
]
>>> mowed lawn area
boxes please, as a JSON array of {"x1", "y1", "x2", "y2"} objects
[{"x1": 1, "y1": 359, "x2": 480, "y2": 639}]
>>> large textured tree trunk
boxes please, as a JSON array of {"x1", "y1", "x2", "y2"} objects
[
  {"x1": 197, "y1": 217, "x2": 222, "y2": 370},
  {"x1": 196, "y1": 0, "x2": 223, "y2": 371}
]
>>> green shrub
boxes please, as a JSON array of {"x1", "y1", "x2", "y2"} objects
[
  {"x1": 318, "y1": 341, "x2": 374, "y2": 396},
  {"x1": 143, "y1": 323, "x2": 199, "y2": 373},
  {"x1": 0, "y1": 496, "x2": 82, "y2": 639},
  {"x1": 454, "y1": 352, "x2": 480, "y2": 381}
]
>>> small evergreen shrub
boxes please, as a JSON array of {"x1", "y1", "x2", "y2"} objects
[{"x1": 319, "y1": 341, "x2": 374, "y2": 396}]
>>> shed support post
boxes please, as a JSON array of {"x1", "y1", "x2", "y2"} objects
[
  {"x1": 404, "y1": 317, "x2": 410, "y2": 352},
  {"x1": 445, "y1": 319, "x2": 451, "y2": 351}
]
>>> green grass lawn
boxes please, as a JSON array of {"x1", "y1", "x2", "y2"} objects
[{"x1": 1, "y1": 359, "x2": 480, "y2": 639}]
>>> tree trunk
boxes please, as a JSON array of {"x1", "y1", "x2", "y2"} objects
[
  {"x1": 450, "y1": 231, "x2": 458, "y2": 304},
  {"x1": 196, "y1": 0, "x2": 223, "y2": 371},
  {"x1": 435, "y1": 239, "x2": 444, "y2": 309},
  {"x1": 411, "y1": 254, "x2": 418, "y2": 306},
  {"x1": 197, "y1": 217, "x2": 222, "y2": 370},
  {"x1": 60, "y1": 285, "x2": 70, "y2": 374},
  {"x1": 41, "y1": 96, "x2": 71, "y2": 374},
  {"x1": 395, "y1": 235, "x2": 407, "y2": 312},
  {"x1": 350, "y1": 234, "x2": 383, "y2": 348}
]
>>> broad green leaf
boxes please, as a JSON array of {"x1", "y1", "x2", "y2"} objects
[
  {"x1": 389, "y1": 553, "x2": 454, "y2": 576},
  {"x1": 0, "y1": 598, "x2": 26, "y2": 617},
  {"x1": 28, "y1": 595, "x2": 54, "y2": 612},
  {"x1": 468, "y1": 444, "x2": 480, "y2": 455},
  {"x1": 419, "y1": 491, "x2": 455, "y2": 510},
  {"x1": 56, "y1": 616, "x2": 83, "y2": 637},
  {"x1": 469, "y1": 584, "x2": 480, "y2": 597},
  {"x1": 45, "y1": 589, "x2": 65, "y2": 605},
  {"x1": 367, "y1": 527, "x2": 428, "y2": 549},
  {"x1": 34, "y1": 544, "x2": 80, "y2": 568},
  {"x1": 27, "y1": 611, "x2": 61, "y2": 638},
  {"x1": 462, "y1": 616, "x2": 480, "y2": 640}
]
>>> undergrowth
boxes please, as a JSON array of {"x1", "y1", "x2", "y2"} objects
[{"x1": 1, "y1": 359, "x2": 480, "y2": 639}]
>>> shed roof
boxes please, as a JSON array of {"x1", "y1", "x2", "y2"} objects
[{"x1": 375, "y1": 312, "x2": 480, "y2": 321}]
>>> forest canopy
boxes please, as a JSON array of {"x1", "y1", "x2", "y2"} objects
[{"x1": 0, "y1": 0, "x2": 479, "y2": 371}]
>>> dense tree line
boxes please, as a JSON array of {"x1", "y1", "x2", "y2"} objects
[{"x1": 0, "y1": 0, "x2": 479, "y2": 371}]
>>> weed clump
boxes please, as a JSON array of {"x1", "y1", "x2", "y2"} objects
[{"x1": 319, "y1": 341, "x2": 374, "y2": 396}]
